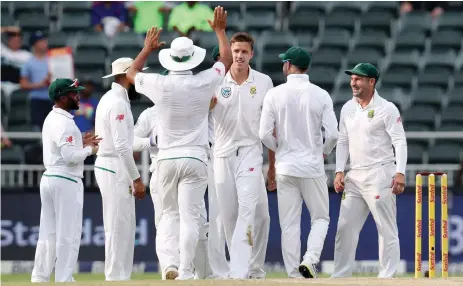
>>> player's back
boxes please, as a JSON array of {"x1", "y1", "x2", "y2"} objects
[{"x1": 268, "y1": 76, "x2": 333, "y2": 178}]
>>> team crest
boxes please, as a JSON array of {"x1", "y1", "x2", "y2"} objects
[
  {"x1": 250, "y1": 86, "x2": 257, "y2": 95},
  {"x1": 367, "y1": 110, "x2": 375, "y2": 119},
  {"x1": 221, "y1": 87, "x2": 231, "y2": 98}
]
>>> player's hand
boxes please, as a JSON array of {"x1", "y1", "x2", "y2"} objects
[
  {"x1": 133, "y1": 178, "x2": 146, "y2": 200},
  {"x1": 334, "y1": 172, "x2": 345, "y2": 193},
  {"x1": 209, "y1": 96, "x2": 218, "y2": 111},
  {"x1": 144, "y1": 26, "x2": 166, "y2": 52},
  {"x1": 391, "y1": 173, "x2": 405, "y2": 195},
  {"x1": 267, "y1": 167, "x2": 276, "y2": 191},
  {"x1": 83, "y1": 133, "x2": 102, "y2": 146},
  {"x1": 207, "y1": 6, "x2": 227, "y2": 32}
]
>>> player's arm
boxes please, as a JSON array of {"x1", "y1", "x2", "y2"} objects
[
  {"x1": 385, "y1": 103, "x2": 407, "y2": 175},
  {"x1": 207, "y1": 7, "x2": 232, "y2": 74},
  {"x1": 265, "y1": 78, "x2": 276, "y2": 171},
  {"x1": 56, "y1": 125, "x2": 95, "y2": 165},
  {"x1": 335, "y1": 106, "x2": 349, "y2": 173},
  {"x1": 259, "y1": 91, "x2": 277, "y2": 152},
  {"x1": 133, "y1": 109, "x2": 156, "y2": 151},
  {"x1": 109, "y1": 105, "x2": 140, "y2": 181},
  {"x1": 322, "y1": 94, "x2": 339, "y2": 156}
]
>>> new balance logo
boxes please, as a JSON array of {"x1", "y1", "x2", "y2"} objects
[
  {"x1": 375, "y1": 195, "x2": 380, "y2": 200},
  {"x1": 249, "y1": 168, "x2": 254, "y2": 172}
]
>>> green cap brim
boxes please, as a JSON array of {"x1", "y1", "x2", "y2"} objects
[
  {"x1": 73, "y1": 86, "x2": 86, "y2": 92},
  {"x1": 345, "y1": 69, "x2": 369, "y2": 77},
  {"x1": 278, "y1": 53, "x2": 287, "y2": 60}
]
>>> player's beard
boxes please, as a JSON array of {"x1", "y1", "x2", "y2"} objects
[
  {"x1": 69, "y1": 97, "x2": 79, "y2": 110},
  {"x1": 127, "y1": 84, "x2": 141, "y2": 101}
]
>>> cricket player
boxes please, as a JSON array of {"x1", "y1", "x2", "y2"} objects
[
  {"x1": 211, "y1": 32, "x2": 273, "y2": 279},
  {"x1": 94, "y1": 58, "x2": 147, "y2": 281},
  {"x1": 32, "y1": 78, "x2": 100, "y2": 283},
  {"x1": 126, "y1": 7, "x2": 233, "y2": 280},
  {"x1": 259, "y1": 47, "x2": 338, "y2": 278},
  {"x1": 207, "y1": 45, "x2": 229, "y2": 279},
  {"x1": 332, "y1": 63, "x2": 407, "y2": 278}
]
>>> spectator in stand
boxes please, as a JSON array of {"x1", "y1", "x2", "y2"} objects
[
  {"x1": 71, "y1": 79, "x2": 99, "y2": 134},
  {"x1": 1, "y1": 26, "x2": 32, "y2": 97},
  {"x1": 168, "y1": 1, "x2": 214, "y2": 37},
  {"x1": 126, "y1": 1, "x2": 171, "y2": 34},
  {"x1": 92, "y1": 1, "x2": 128, "y2": 37},
  {"x1": 400, "y1": 1, "x2": 447, "y2": 17},
  {"x1": 1, "y1": 123, "x2": 12, "y2": 149},
  {"x1": 20, "y1": 31, "x2": 51, "y2": 131}
]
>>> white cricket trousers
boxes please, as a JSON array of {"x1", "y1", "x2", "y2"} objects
[
  {"x1": 31, "y1": 173, "x2": 83, "y2": 283},
  {"x1": 94, "y1": 156, "x2": 135, "y2": 281},
  {"x1": 207, "y1": 152, "x2": 229, "y2": 278},
  {"x1": 333, "y1": 163, "x2": 400, "y2": 278},
  {"x1": 276, "y1": 174, "x2": 330, "y2": 278},
  {"x1": 157, "y1": 158, "x2": 208, "y2": 278},
  {"x1": 214, "y1": 144, "x2": 270, "y2": 279}
]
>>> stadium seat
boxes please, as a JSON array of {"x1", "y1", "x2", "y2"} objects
[
  {"x1": 424, "y1": 51, "x2": 458, "y2": 72},
  {"x1": 438, "y1": 123, "x2": 463, "y2": 132},
  {"x1": 310, "y1": 48, "x2": 344, "y2": 70},
  {"x1": 74, "y1": 49, "x2": 106, "y2": 70},
  {"x1": 145, "y1": 51, "x2": 160, "y2": 67},
  {"x1": 132, "y1": 103, "x2": 152, "y2": 122},
  {"x1": 14, "y1": 2, "x2": 46, "y2": 16},
  {"x1": 268, "y1": 72, "x2": 285, "y2": 87},
  {"x1": 7, "y1": 108, "x2": 29, "y2": 126},
  {"x1": 333, "y1": 88, "x2": 353, "y2": 107},
  {"x1": 113, "y1": 32, "x2": 143, "y2": 49},
  {"x1": 1, "y1": 13, "x2": 14, "y2": 26},
  {"x1": 404, "y1": 122, "x2": 432, "y2": 131},
  {"x1": 243, "y1": 11, "x2": 276, "y2": 33},
  {"x1": 261, "y1": 31, "x2": 297, "y2": 53},
  {"x1": 288, "y1": 11, "x2": 322, "y2": 35},
  {"x1": 430, "y1": 30, "x2": 463, "y2": 53},
  {"x1": 1, "y1": 89, "x2": 8, "y2": 114},
  {"x1": 292, "y1": 1, "x2": 329, "y2": 14},
  {"x1": 366, "y1": 1, "x2": 399, "y2": 15},
  {"x1": 377, "y1": 87, "x2": 403, "y2": 109},
  {"x1": 75, "y1": 69, "x2": 105, "y2": 90},
  {"x1": 76, "y1": 32, "x2": 108, "y2": 53},
  {"x1": 225, "y1": 13, "x2": 242, "y2": 33},
  {"x1": 193, "y1": 31, "x2": 219, "y2": 51},
  {"x1": 359, "y1": 11, "x2": 394, "y2": 36},
  {"x1": 417, "y1": 67, "x2": 451, "y2": 90},
  {"x1": 18, "y1": 12, "x2": 49, "y2": 33},
  {"x1": 441, "y1": 106, "x2": 463, "y2": 125},
  {"x1": 346, "y1": 48, "x2": 383, "y2": 68},
  {"x1": 261, "y1": 56, "x2": 283, "y2": 74},
  {"x1": 244, "y1": 2, "x2": 278, "y2": 14},
  {"x1": 159, "y1": 31, "x2": 180, "y2": 47},
  {"x1": 398, "y1": 11, "x2": 433, "y2": 34},
  {"x1": 324, "y1": 11, "x2": 357, "y2": 33},
  {"x1": 61, "y1": 12, "x2": 92, "y2": 33},
  {"x1": 296, "y1": 32, "x2": 313, "y2": 48},
  {"x1": 380, "y1": 70, "x2": 415, "y2": 92},
  {"x1": 448, "y1": 87, "x2": 463, "y2": 106},
  {"x1": 407, "y1": 143, "x2": 426, "y2": 164},
  {"x1": 1, "y1": 1, "x2": 11, "y2": 13},
  {"x1": 354, "y1": 31, "x2": 388, "y2": 55},
  {"x1": 387, "y1": 51, "x2": 420, "y2": 72},
  {"x1": 208, "y1": 1, "x2": 242, "y2": 15},
  {"x1": 454, "y1": 73, "x2": 463, "y2": 86},
  {"x1": 62, "y1": 1, "x2": 92, "y2": 13},
  {"x1": 411, "y1": 86, "x2": 444, "y2": 109},
  {"x1": 436, "y1": 12, "x2": 463, "y2": 32},
  {"x1": 47, "y1": 32, "x2": 70, "y2": 49},
  {"x1": 110, "y1": 47, "x2": 141, "y2": 62},
  {"x1": 10, "y1": 89, "x2": 29, "y2": 107},
  {"x1": 1, "y1": 145, "x2": 24, "y2": 164},
  {"x1": 393, "y1": 31, "x2": 426, "y2": 53},
  {"x1": 317, "y1": 28, "x2": 351, "y2": 52},
  {"x1": 428, "y1": 143, "x2": 462, "y2": 164},
  {"x1": 334, "y1": 105, "x2": 342, "y2": 121},
  {"x1": 308, "y1": 66, "x2": 338, "y2": 92},
  {"x1": 402, "y1": 106, "x2": 437, "y2": 128},
  {"x1": 8, "y1": 123, "x2": 34, "y2": 132},
  {"x1": 330, "y1": 1, "x2": 366, "y2": 14}
]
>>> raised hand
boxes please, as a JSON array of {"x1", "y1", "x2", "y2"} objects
[
  {"x1": 207, "y1": 6, "x2": 227, "y2": 32},
  {"x1": 144, "y1": 26, "x2": 166, "y2": 52}
]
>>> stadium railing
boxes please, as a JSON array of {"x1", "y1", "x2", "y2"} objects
[{"x1": 2, "y1": 131, "x2": 462, "y2": 189}]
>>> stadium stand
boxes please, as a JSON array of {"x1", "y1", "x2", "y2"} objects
[{"x1": 1, "y1": 1, "x2": 462, "y2": 190}]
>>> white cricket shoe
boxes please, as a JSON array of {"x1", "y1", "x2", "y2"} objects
[
  {"x1": 165, "y1": 265, "x2": 179, "y2": 280},
  {"x1": 175, "y1": 270, "x2": 195, "y2": 280}
]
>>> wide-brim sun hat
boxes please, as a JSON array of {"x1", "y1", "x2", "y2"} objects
[
  {"x1": 102, "y1": 57, "x2": 148, "y2": 78},
  {"x1": 159, "y1": 37, "x2": 206, "y2": 72}
]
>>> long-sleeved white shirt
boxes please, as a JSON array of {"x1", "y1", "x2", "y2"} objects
[
  {"x1": 134, "y1": 62, "x2": 226, "y2": 163},
  {"x1": 94, "y1": 82, "x2": 140, "y2": 180},
  {"x1": 42, "y1": 107, "x2": 92, "y2": 178},
  {"x1": 259, "y1": 74, "x2": 338, "y2": 178},
  {"x1": 211, "y1": 68, "x2": 274, "y2": 157},
  {"x1": 335, "y1": 90, "x2": 407, "y2": 174},
  {"x1": 133, "y1": 106, "x2": 158, "y2": 172}
]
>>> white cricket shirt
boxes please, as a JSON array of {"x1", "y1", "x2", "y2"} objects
[
  {"x1": 260, "y1": 74, "x2": 339, "y2": 178},
  {"x1": 212, "y1": 68, "x2": 274, "y2": 157},
  {"x1": 335, "y1": 90, "x2": 407, "y2": 174},
  {"x1": 134, "y1": 62, "x2": 226, "y2": 163},
  {"x1": 42, "y1": 107, "x2": 92, "y2": 178},
  {"x1": 94, "y1": 82, "x2": 140, "y2": 180},
  {"x1": 133, "y1": 106, "x2": 159, "y2": 172}
]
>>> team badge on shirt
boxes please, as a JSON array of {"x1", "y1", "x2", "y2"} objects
[
  {"x1": 250, "y1": 86, "x2": 257, "y2": 96},
  {"x1": 221, "y1": 87, "x2": 231, "y2": 98},
  {"x1": 367, "y1": 110, "x2": 375, "y2": 119},
  {"x1": 66, "y1": 136, "x2": 73, "y2": 143},
  {"x1": 116, "y1": 114, "x2": 125, "y2": 121}
]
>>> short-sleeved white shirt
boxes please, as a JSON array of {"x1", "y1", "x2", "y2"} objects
[
  {"x1": 134, "y1": 62, "x2": 226, "y2": 163},
  {"x1": 211, "y1": 68, "x2": 273, "y2": 157}
]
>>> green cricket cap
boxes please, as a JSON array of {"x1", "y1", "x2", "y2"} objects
[
  {"x1": 278, "y1": 47, "x2": 311, "y2": 69},
  {"x1": 48, "y1": 78, "x2": 85, "y2": 101},
  {"x1": 345, "y1": 63, "x2": 380, "y2": 80},
  {"x1": 212, "y1": 45, "x2": 220, "y2": 61}
]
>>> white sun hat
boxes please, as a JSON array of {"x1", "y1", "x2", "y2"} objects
[
  {"x1": 159, "y1": 37, "x2": 206, "y2": 72},
  {"x1": 102, "y1": 57, "x2": 149, "y2": 79}
]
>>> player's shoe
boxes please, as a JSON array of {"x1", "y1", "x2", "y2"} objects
[
  {"x1": 175, "y1": 270, "x2": 195, "y2": 280},
  {"x1": 165, "y1": 265, "x2": 179, "y2": 280},
  {"x1": 298, "y1": 263, "x2": 318, "y2": 279}
]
